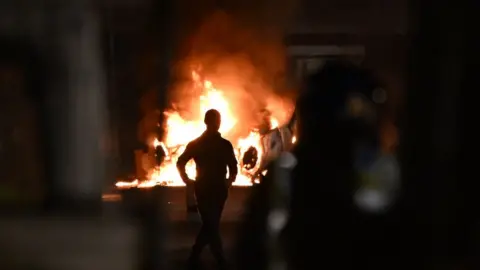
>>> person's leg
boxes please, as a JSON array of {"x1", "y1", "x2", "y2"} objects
[
  {"x1": 208, "y1": 194, "x2": 228, "y2": 266},
  {"x1": 190, "y1": 225, "x2": 208, "y2": 257},
  {"x1": 186, "y1": 182, "x2": 197, "y2": 213},
  {"x1": 188, "y1": 199, "x2": 209, "y2": 261}
]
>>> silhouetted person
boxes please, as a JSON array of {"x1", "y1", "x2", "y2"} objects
[{"x1": 177, "y1": 109, "x2": 238, "y2": 269}]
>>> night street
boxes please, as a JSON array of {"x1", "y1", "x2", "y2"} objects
[
  {"x1": 1, "y1": 0, "x2": 476, "y2": 269},
  {"x1": 103, "y1": 187, "x2": 252, "y2": 269}
]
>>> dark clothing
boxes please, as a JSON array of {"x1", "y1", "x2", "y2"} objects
[
  {"x1": 190, "y1": 190, "x2": 228, "y2": 264},
  {"x1": 177, "y1": 130, "x2": 237, "y2": 265},
  {"x1": 177, "y1": 130, "x2": 237, "y2": 190}
]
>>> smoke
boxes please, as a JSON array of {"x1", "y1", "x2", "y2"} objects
[{"x1": 169, "y1": 1, "x2": 300, "y2": 137}]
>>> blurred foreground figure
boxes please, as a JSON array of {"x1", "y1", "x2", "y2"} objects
[
  {"x1": 235, "y1": 60, "x2": 401, "y2": 270},
  {"x1": 177, "y1": 109, "x2": 238, "y2": 269}
]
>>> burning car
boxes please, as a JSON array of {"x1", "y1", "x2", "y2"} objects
[{"x1": 116, "y1": 70, "x2": 295, "y2": 190}]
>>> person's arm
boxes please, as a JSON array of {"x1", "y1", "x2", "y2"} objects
[
  {"x1": 176, "y1": 142, "x2": 195, "y2": 184},
  {"x1": 226, "y1": 141, "x2": 238, "y2": 185}
]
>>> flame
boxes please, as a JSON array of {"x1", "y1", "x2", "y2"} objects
[
  {"x1": 270, "y1": 118, "x2": 279, "y2": 129},
  {"x1": 152, "y1": 138, "x2": 161, "y2": 148},
  {"x1": 116, "y1": 179, "x2": 139, "y2": 188},
  {"x1": 116, "y1": 70, "x2": 290, "y2": 189}
]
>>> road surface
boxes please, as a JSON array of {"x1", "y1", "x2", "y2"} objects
[
  {"x1": 105, "y1": 186, "x2": 252, "y2": 269},
  {"x1": 163, "y1": 187, "x2": 250, "y2": 269}
]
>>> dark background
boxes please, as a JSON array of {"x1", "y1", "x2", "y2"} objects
[{"x1": 0, "y1": 0, "x2": 477, "y2": 269}]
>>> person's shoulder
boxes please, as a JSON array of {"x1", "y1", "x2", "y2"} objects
[
  {"x1": 187, "y1": 135, "x2": 202, "y2": 147},
  {"x1": 221, "y1": 137, "x2": 234, "y2": 148}
]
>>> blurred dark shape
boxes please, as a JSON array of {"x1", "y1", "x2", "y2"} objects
[
  {"x1": 242, "y1": 146, "x2": 258, "y2": 171},
  {"x1": 0, "y1": 38, "x2": 50, "y2": 211},
  {"x1": 0, "y1": 38, "x2": 43, "y2": 205},
  {"x1": 401, "y1": 0, "x2": 478, "y2": 268},
  {"x1": 235, "y1": 60, "x2": 391, "y2": 270}
]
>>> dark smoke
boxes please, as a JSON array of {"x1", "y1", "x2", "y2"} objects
[
  {"x1": 169, "y1": 0, "x2": 300, "y2": 137},
  {"x1": 138, "y1": 0, "x2": 300, "y2": 145}
]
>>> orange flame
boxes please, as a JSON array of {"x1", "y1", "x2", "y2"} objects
[{"x1": 116, "y1": 70, "x2": 290, "y2": 189}]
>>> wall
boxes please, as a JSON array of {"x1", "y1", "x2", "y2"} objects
[
  {"x1": 286, "y1": 0, "x2": 409, "y2": 118},
  {"x1": 292, "y1": 0, "x2": 408, "y2": 35}
]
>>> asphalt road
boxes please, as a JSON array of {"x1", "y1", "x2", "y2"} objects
[
  {"x1": 167, "y1": 187, "x2": 252, "y2": 269},
  {"x1": 104, "y1": 187, "x2": 253, "y2": 270}
]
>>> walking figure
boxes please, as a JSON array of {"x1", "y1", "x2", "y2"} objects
[{"x1": 177, "y1": 109, "x2": 238, "y2": 269}]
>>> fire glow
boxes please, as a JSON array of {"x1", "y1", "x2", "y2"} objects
[{"x1": 116, "y1": 70, "x2": 291, "y2": 189}]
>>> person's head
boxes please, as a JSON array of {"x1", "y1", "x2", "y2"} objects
[{"x1": 204, "y1": 109, "x2": 221, "y2": 131}]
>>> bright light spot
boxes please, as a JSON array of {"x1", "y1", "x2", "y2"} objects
[
  {"x1": 152, "y1": 138, "x2": 161, "y2": 148},
  {"x1": 354, "y1": 155, "x2": 400, "y2": 213},
  {"x1": 278, "y1": 152, "x2": 297, "y2": 169},
  {"x1": 354, "y1": 189, "x2": 388, "y2": 212},
  {"x1": 268, "y1": 210, "x2": 288, "y2": 233},
  {"x1": 270, "y1": 118, "x2": 279, "y2": 129}
]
